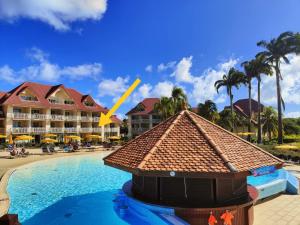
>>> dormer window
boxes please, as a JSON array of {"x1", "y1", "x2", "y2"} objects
[
  {"x1": 84, "y1": 101, "x2": 94, "y2": 107},
  {"x1": 20, "y1": 95, "x2": 38, "y2": 101},
  {"x1": 64, "y1": 99, "x2": 74, "y2": 105}
]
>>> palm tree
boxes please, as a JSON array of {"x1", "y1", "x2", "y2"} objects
[
  {"x1": 257, "y1": 31, "x2": 300, "y2": 143},
  {"x1": 214, "y1": 67, "x2": 246, "y2": 132},
  {"x1": 171, "y1": 87, "x2": 188, "y2": 113},
  {"x1": 261, "y1": 107, "x2": 278, "y2": 141},
  {"x1": 251, "y1": 55, "x2": 273, "y2": 143},
  {"x1": 197, "y1": 100, "x2": 220, "y2": 123},
  {"x1": 154, "y1": 97, "x2": 174, "y2": 120},
  {"x1": 241, "y1": 59, "x2": 255, "y2": 141}
]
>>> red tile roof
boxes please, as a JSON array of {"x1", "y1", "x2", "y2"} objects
[
  {"x1": 0, "y1": 82, "x2": 121, "y2": 123},
  {"x1": 104, "y1": 110, "x2": 282, "y2": 177},
  {"x1": 233, "y1": 99, "x2": 264, "y2": 118},
  {"x1": 126, "y1": 98, "x2": 159, "y2": 115}
]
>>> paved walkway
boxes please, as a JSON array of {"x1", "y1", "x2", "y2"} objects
[{"x1": 254, "y1": 164, "x2": 300, "y2": 225}]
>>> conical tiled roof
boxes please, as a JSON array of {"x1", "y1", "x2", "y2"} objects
[{"x1": 104, "y1": 110, "x2": 283, "y2": 177}]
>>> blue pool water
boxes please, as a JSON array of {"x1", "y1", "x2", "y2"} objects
[
  {"x1": 247, "y1": 169, "x2": 282, "y2": 186},
  {"x1": 7, "y1": 153, "x2": 156, "y2": 225}
]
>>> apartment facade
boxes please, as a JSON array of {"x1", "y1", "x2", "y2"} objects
[
  {"x1": 0, "y1": 82, "x2": 121, "y2": 142},
  {"x1": 126, "y1": 98, "x2": 161, "y2": 138}
]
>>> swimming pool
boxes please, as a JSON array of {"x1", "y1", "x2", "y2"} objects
[{"x1": 7, "y1": 153, "x2": 160, "y2": 225}]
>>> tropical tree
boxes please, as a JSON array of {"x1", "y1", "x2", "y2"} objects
[
  {"x1": 197, "y1": 100, "x2": 220, "y2": 123},
  {"x1": 214, "y1": 67, "x2": 246, "y2": 131},
  {"x1": 261, "y1": 107, "x2": 278, "y2": 141},
  {"x1": 257, "y1": 31, "x2": 300, "y2": 143},
  {"x1": 154, "y1": 97, "x2": 174, "y2": 120},
  {"x1": 171, "y1": 87, "x2": 188, "y2": 113},
  {"x1": 251, "y1": 55, "x2": 273, "y2": 143},
  {"x1": 241, "y1": 59, "x2": 255, "y2": 140}
]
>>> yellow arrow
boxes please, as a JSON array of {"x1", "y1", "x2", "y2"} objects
[{"x1": 98, "y1": 78, "x2": 141, "y2": 126}]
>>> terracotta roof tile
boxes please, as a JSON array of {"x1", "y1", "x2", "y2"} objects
[
  {"x1": 126, "y1": 98, "x2": 159, "y2": 115},
  {"x1": 104, "y1": 110, "x2": 283, "y2": 175}
]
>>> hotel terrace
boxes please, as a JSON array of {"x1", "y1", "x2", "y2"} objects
[{"x1": 0, "y1": 82, "x2": 121, "y2": 142}]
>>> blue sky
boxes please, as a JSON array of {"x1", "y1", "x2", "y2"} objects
[{"x1": 0, "y1": 0, "x2": 300, "y2": 118}]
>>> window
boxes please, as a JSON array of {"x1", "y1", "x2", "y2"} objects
[
  {"x1": 20, "y1": 95, "x2": 38, "y2": 101},
  {"x1": 13, "y1": 121, "x2": 21, "y2": 128},
  {"x1": 84, "y1": 101, "x2": 94, "y2": 107},
  {"x1": 64, "y1": 99, "x2": 74, "y2": 105},
  {"x1": 31, "y1": 109, "x2": 40, "y2": 114},
  {"x1": 13, "y1": 108, "x2": 22, "y2": 113}
]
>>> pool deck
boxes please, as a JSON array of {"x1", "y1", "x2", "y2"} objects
[{"x1": 0, "y1": 151, "x2": 299, "y2": 225}]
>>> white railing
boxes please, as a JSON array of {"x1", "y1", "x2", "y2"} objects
[
  {"x1": 132, "y1": 128, "x2": 149, "y2": 134},
  {"x1": 49, "y1": 127, "x2": 64, "y2": 133},
  {"x1": 31, "y1": 114, "x2": 47, "y2": 120},
  {"x1": 50, "y1": 114, "x2": 64, "y2": 121},
  {"x1": 31, "y1": 127, "x2": 46, "y2": 133},
  {"x1": 64, "y1": 127, "x2": 77, "y2": 133},
  {"x1": 13, "y1": 113, "x2": 30, "y2": 120},
  {"x1": 12, "y1": 127, "x2": 30, "y2": 134},
  {"x1": 65, "y1": 116, "x2": 77, "y2": 121},
  {"x1": 81, "y1": 116, "x2": 92, "y2": 122},
  {"x1": 93, "y1": 128, "x2": 102, "y2": 133},
  {"x1": 92, "y1": 117, "x2": 99, "y2": 122},
  {"x1": 80, "y1": 128, "x2": 93, "y2": 133},
  {"x1": 105, "y1": 127, "x2": 119, "y2": 133}
]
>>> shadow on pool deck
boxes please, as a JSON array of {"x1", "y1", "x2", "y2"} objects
[{"x1": 20, "y1": 191, "x2": 150, "y2": 225}]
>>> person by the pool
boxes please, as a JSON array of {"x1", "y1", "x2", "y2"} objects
[{"x1": 221, "y1": 210, "x2": 234, "y2": 225}]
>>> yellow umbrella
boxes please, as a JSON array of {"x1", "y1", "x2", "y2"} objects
[
  {"x1": 275, "y1": 145, "x2": 298, "y2": 150},
  {"x1": 236, "y1": 132, "x2": 256, "y2": 136},
  {"x1": 108, "y1": 136, "x2": 121, "y2": 140},
  {"x1": 0, "y1": 134, "x2": 6, "y2": 139},
  {"x1": 44, "y1": 134, "x2": 57, "y2": 138},
  {"x1": 41, "y1": 138, "x2": 58, "y2": 143},
  {"x1": 8, "y1": 134, "x2": 13, "y2": 144},
  {"x1": 85, "y1": 134, "x2": 102, "y2": 139},
  {"x1": 64, "y1": 135, "x2": 82, "y2": 141},
  {"x1": 15, "y1": 135, "x2": 34, "y2": 141}
]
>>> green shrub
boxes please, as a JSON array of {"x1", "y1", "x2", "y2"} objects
[{"x1": 283, "y1": 134, "x2": 300, "y2": 143}]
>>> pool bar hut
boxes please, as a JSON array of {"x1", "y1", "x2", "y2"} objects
[{"x1": 104, "y1": 110, "x2": 283, "y2": 225}]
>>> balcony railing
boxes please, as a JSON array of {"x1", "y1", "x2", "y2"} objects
[
  {"x1": 132, "y1": 128, "x2": 149, "y2": 134},
  {"x1": 80, "y1": 128, "x2": 93, "y2": 133},
  {"x1": 12, "y1": 127, "x2": 30, "y2": 134},
  {"x1": 81, "y1": 116, "x2": 92, "y2": 122},
  {"x1": 13, "y1": 113, "x2": 30, "y2": 120},
  {"x1": 93, "y1": 128, "x2": 102, "y2": 133},
  {"x1": 65, "y1": 116, "x2": 77, "y2": 121},
  {"x1": 92, "y1": 117, "x2": 99, "y2": 122},
  {"x1": 31, "y1": 127, "x2": 46, "y2": 133},
  {"x1": 31, "y1": 114, "x2": 47, "y2": 120},
  {"x1": 105, "y1": 127, "x2": 119, "y2": 133},
  {"x1": 49, "y1": 127, "x2": 64, "y2": 133},
  {"x1": 50, "y1": 114, "x2": 64, "y2": 121},
  {"x1": 64, "y1": 127, "x2": 77, "y2": 133}
]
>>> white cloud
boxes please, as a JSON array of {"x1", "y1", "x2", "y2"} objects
[
  {"x1": 255, "y1": 54, "x2": 300, "y2": 106},
  {"x1": 98, "y1": 76, "x2": 129, "y2": 102},
  {"x1": 145, "y1": 65, "x2": 153, "y2": 73},
  {"x1": 0, "y1": 0, "x2": 107, "y2": 31},
  {"x1": 157, "y1": 61, "x2": 176, "y2": 72},
  {"x1": 152, "y1": 81, "x2": 174, "y2": 97},
  {"x1": 0, "y1": 48, "x2": 102, "y2": 83},
  {"x1": 171, "y1": 56, "x2": 194, "y2": 83},
  {"x1": 285, "y1": 111, "x2": 300, "y2": 118}
]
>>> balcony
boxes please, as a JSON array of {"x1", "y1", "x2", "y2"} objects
[
  {"x1": 49, "y1": 127, "x2": 64, "y2": 133},
  {"x1": 93, "y1": 128, "x2": 102, "y2": 133},
  {"x1": 13, "y1": 113, "x2": 30, "y2": 120},
  {"x1": 31, "y1": 114, "x2": 47, "y2": 120},
  {"x1": 65, "y1": 115, "x2": 77, "y2": 121},
  {"x1": 92, "y1": 117, "x2": 99, "y2": 122},
  {"x1": 80, "y1": 128, "x2": 93, "y2": 133},
  {"x1": 12, "y1": 127, "x2": 30, "y2": 134},
  {"x1": 64, "y1": 127, "x2": 77, "y2": 133},
  {"x1": 105, "y1": 127, "x2": 119, "y2": 133},
  {"x1": 50, "y1": 114, "x2": 64, "y2": 121},
  {"x1": 31, "y1": 127, "x2": 46, "y2": 134},
  {"x1": 132, "y1": 128, "x2": 149, "y2": 134},
  {"x1": 81, "y1": 116, "x2": 92, "y2": 122}
]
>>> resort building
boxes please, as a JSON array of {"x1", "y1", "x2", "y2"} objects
[
  {"x1": 0, "y1": 82, "x2": 121, "y2": 142},
  {"x1": 126, "y1": 98, "x2": 161, "y2": 138},
  {"x1": 104, "y1": 110, "x2": 283, "y2": 225}
]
